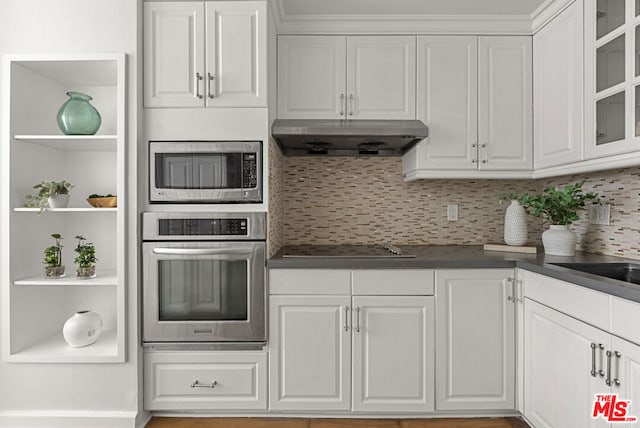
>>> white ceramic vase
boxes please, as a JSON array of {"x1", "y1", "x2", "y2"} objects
[
  {"x1": 542, "y1": 225, "x2": 577, "y2": 256},
  {"x1": 48, "y1": 194, "x2": 70, "y2": 209},
  {"x1": 62, "y1": 310, "x2": 103, "y2": 348},
  {"x1": 504, "y1": 200, "x2": 528, "y2": 246}
]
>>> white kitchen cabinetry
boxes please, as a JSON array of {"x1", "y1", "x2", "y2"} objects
[
  {"x1": 144, "y1": 1, "x2": 266, "y2": 108},
  {"x1": 524, "y1": 299, "x2": 610, "y2": 428},
  {"x1": 521, "y1": 270, "x2": 640, "y2": 428},
  {"x1": 277, "y1": 35, "x2": 416, "y2": 120},
  {"x1": 583, "y1": 0, "x2": 640, "y2": 160},
  {"x1": 1, "y1": 54, "x2": 126, "y2": 363},
  {"x1": 268, "y1": 269, "x2": 435, "y2": 413},
  {"x1": 144, "y1": 351, "x2": 268, "y2": 410},
  {"x1": 403, "y1": 36, "x2": 532, "y2": 180},
  {"x1": 533, "y1": 0, "x2": 584, "y2": 169},
  {"x1": 435, "y1": 269, "x2": 516, "y2": 411}
]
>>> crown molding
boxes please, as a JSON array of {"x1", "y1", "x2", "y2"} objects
[
  {"x1": 270, "y1": 0, "x2": 534, "y2": 35},
  {"x1": 530, "y1": 0, "x2": 575, "y2": 33}
]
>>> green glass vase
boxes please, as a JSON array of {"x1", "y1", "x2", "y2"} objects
[{"x1": 56, "y1": 92, "x2": 102, "y2": 135}]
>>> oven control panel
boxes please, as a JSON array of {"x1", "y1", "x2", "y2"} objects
[{"x1": 159, "y1": 218, "x2": 247, "y2": 236}]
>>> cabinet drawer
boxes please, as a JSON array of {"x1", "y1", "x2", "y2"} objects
[
  {"x1": 144, "y1": 352, "x2": 267, "y2": 410},
  {"x1": 612, "y1": 297, "x2": 640, "y2": 346},
  {"x1": 352, "y1": 270, "x2": 434, "y2": 295},
  {"x1": 269, "y1": 269, "x2": 351, "y2": 294},
  {"x1": 521, "y1": 270, "x2": 610, "y2": 330}
]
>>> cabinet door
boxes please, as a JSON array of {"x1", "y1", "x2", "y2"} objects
[
  {"x1": 144, "y1": 2, "x2": 205, "y2": 108},
  {"x1": 413, "y1": 36, "x2": 478, "y2": 170},
  {"x1": 346, "y1": 36, "x2": 416, "y2": 119},
  {"x1": 435, "y1": 269, "x2": 515, "y2": 411},
  {"x1": 478, "y1": 36, "x2": 533, "y2": 171},
  {"x1": 611, "y1": 337, "x2": 640, "y2": 426},
  {"x1": 352, "y1": 296, "x2": 435, "y2": 412},
  {"x1": 268, "y1": 295, "x2": 351, "y2": 411},
  {"x1": 524, "y1": 299, "x2": 610, "y2": 428},
  {"x1": 277, "y1": 36, "x2": 347, "y2": 119},
  {"x1": 533, "y1": 1, "x2": 584, "y2": 169},
  {"x1": 205, "y1": 1, "x2": 266, "y2": 107}
]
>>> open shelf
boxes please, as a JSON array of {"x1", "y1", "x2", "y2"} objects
[
  {"x1": 7, "y1": 329, "x2": 119, "y2": 363},
  {"x1": 13, "y1": 135, "x2": 117, "y2": 151},
  {"x1": 13, "y1": 207, "x2": 117, "y2": 213},
  {"x1": 13, "y1": 270, "x2": 117, "y2": 286}
]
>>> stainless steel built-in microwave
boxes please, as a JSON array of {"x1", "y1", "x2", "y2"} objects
[{"x1": 149, "y1": 141, "x2": 262, "y2": 203}]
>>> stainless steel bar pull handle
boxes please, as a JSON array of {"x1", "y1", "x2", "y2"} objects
[
  {"x1": 591, "y1": 343, "x2": 598, "y2": 377},
  {"x1": 339, "y1": 93, "x2": 345, "y2": 116},
  {"x1": 507, "y1": 277, "x2": 516, "y2": 302},
  {"x1": 606, "y1": 350, "x2": 613, "y2": 386},
  {"x1": 348, "y1": 94, "x2": 354, "y2": 116},
  {"x1": 354, "y1": 306, "x2": 361, "y2": 333},
  {"x1": 152, "y1": 248, "x2": 251, "y2": 256},
  {"x1": 191, "y1": 379, "x2": 217, "y2": 389},
  {"x1": 207, "y1": 73, "x2": 215, "y2": 99},
  {"x1": 343, "y1": 306, "x2": 350, "y2": 332},
  {"x1": 599, "y1": 344, "x2": 605, "y2": 377},
  {"x1": 195, "y1": 73, "x2": 204, "y2": 99},
  {"x1": 471, "y1": 143, "x2": 478, "y2": 163},
  {"x1": 481, "y1": 143, "x2": 488, "y2": 164},
  {"x1": 613, "y1": 351, "x2": 621, "y2": 386}
]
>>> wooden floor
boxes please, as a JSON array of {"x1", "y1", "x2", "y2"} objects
[{"x1": 146, "y1": 417, "x2": 530, "y2": 428}]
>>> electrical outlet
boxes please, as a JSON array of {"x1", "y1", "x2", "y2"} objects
[
  {"x1": 589, "y1": 204, "x2": 611, "y2": 225},
  {"x1": 447, "y1": 204, "x2": 458, "y2": 221}
]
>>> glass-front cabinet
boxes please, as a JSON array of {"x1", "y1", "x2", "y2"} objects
[{"x1": 585, "y1": 0, "x2": 640, "y2": 158}]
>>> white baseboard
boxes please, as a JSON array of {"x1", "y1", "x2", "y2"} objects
[{"x1": 0, "y1": 410, "x2": 140, "y2": 428}]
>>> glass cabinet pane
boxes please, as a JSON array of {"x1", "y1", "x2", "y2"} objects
[
  {"x1": 635, "y1": 86, "x2": 640, "y2": 136},
  {"x1": 597, "y1": 35, "x2": 625, "y2": 92},
  {"x1": 597, "y1": 0, "x2": 626, "y2": 39},
  {"x1": 596, "y1": 91, "x2": 625, "y2": 145},
  {"x1": 636, "y1": 25, "x2": 640, "y2": 76}
]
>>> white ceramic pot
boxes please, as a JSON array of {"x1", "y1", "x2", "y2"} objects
[
  {"x1": 48, "y1": 194, "x2": 70, "y2": 209},
  {"x1": 542, "y1": 225, "x2": 577, "y2": 256},
  {"x1": 62, "y1": 310, "x2": 103, "y2": 348},
  {"x1": 504, "y1": 200, "x2": 528, "y2": 246}
]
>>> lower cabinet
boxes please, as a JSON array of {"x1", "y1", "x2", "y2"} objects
[
  {"x1": 144, "y1": 351, "x2": 267, "y2": 410},
  {"x1": 268, "y1": 269, "x2": 435, "y2": 413},
  {"x1": 435, "y1": 269, "x2": 516, "y2": 411},
  {"x1": 524, "y1": 296, "x2": 640, "y2": 428}
]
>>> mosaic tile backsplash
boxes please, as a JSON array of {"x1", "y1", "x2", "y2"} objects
[{"x1": 268, "y1": 151, "x2": 640, "y2": 260}]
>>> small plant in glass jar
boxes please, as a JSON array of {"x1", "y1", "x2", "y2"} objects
[
  {"x1": 43, "y1": 233, "x2": 65, "y2": 278},
  {"x1": 74, "y1": 235, "x2": 97, "y2": 279}
]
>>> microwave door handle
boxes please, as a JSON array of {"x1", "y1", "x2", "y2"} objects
[{"x1": 152, "y1": 248, "x2": 253, "y2": 256}]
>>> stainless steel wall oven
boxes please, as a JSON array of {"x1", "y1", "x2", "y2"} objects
[{"x1": 142, "y1": 212, "x2": 266, "y2": 344}]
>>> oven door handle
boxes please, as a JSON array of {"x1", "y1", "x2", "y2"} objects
[{"x1": 152, "y1": 248, "x2": 253, "y2": 256}]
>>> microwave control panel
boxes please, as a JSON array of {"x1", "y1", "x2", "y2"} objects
[{"x1": 159, "y1": 218, "x2": 248, "y2": 236}]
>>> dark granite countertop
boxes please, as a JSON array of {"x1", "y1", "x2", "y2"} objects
[{"x1": 268, "y1": 245, "x2": 640, "y2": 303}]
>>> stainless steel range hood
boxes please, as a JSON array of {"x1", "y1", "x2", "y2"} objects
[{"x1": 271, "y1": 119, "x2": 429, "y2": 156}]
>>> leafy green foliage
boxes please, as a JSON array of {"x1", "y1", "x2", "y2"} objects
[
  {"x1": 23, "y1": 180, "x2": 75, "y2": 213},
  {"x1": 74, "y1": 235, "x2": 97, "y2": 268},
  {"x1": 500, "y1": 181, "x2": 599, "y2": 225},
  {"x1": 43, "y1": 233, "x2": 63, "y2": 267}
]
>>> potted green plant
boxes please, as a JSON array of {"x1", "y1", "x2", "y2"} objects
[
  {"x1": 23, "y1": 180, "x2": 74, "y2": 213},
  {"x1": 74, "y1": 235, "x2": 97, "y2": 279},
  {"x1": 44, "y1": 233, "x2": 65, "y2": 278},
  {"x1": 502, "y1": 181, "x2": 599, "y2": 256}
]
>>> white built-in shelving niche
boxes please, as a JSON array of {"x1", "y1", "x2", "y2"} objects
[{"x1": 1, "y1": 53, "x2": 126, "y2": 363}]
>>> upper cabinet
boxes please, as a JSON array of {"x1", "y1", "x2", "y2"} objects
[
  {"x1": 403, "y1": 36, "x2": 532, "y2": 180},
  {"x1": 584, "y1": 0, "x2": 640, "y2": 159},
  {"x1": 533, "y1": 0, "x2": 584, "y2": 169},
  {"x1": 144, "y1": 1, "x2": 267, "y2": 108},
  {"x1": 277, "y1": 35, "x2": 416, "y2": 120}
]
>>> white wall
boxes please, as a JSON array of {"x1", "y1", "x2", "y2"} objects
[{"x1": 0, "y1": 0, "x2": 142, "y2": 426}]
